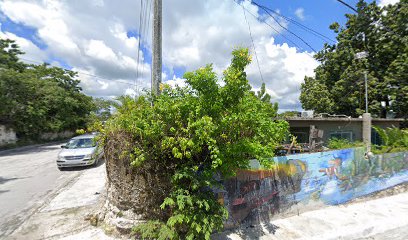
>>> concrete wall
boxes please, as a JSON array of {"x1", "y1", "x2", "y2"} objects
[
  {"x1": 0, "y1": 125, "x2": 17, "y2": 146},
  {"x1": 221, "y1": 148, "x2": 408, "y2": 227},
  {"x1": 288, "y1": 118, "x2": 403, "y2": 144},
  {"x1": 40, "y1": 131, "x2": 74, "y2": 141}
]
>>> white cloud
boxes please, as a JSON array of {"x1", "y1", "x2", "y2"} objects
[
  {"x1": 378, "y1": 0, "x2": 399, "y2": 7},
  {"x1": 165, "y1": 76, "x2": 186, "y2": 88},
  {"x1": 0, "y1": 0, "x2": 319, "y2": 110},
  {"x1": 294, "y1": 8, "x2": 305, "y2": 21}
]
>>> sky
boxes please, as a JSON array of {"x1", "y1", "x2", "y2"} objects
[{"x1": 0, "y1": 0, "x2": 400, "y2": 111}]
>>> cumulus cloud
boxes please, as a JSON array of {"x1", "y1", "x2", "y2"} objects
[
  {"x1": 378, "y1": 0, "x2": 400, "y2": 7},
  {"x1": 0, "y1": 0, "x2": 319, "y2": 110},
  {"x1": 294, "y1": 8, "x2": 305, "y2": 21}
]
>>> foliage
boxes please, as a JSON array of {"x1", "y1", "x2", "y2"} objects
[
  {"x1": 81, "y1": 97, "x2": 115, "y2": 133},
  {"x1": 132, "y1": 221, "x2": 177, "y2": 240},
  {"x1": 0, "y1": 38, "x2": 26, "y2": 71},
  {"x1": 278, "y1": 111, "x2": 300, "y2": 118},
  {"x1": 0, "y1": 38, "x2": 94, "y2": 139},
  {"x1": 328, "y1": 138, "x2": 364, "y2": 149},
  {"x1": 372, "y1": 126, "x2": 408, "y2": 153},
  {"x1": 104, "y1": 48, "x2": 289, "y2": 239},
  {"x1": 300, "y1": 0, "x2": 408, "y2": 118},
  {"x1": 255, "y1": 82, "x2": 271, "y2": 103}
]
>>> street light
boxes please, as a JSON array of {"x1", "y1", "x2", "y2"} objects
[
  {"x1": 355, "y1": 50, "x2": 371, "y2": 152},
  {"x1": 355, "y1": 51, "x2": 369, "y2": 113}
]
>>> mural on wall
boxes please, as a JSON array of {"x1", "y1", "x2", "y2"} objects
[{"x1": 222, "y1": 148, "x2": 408, "y2": 227}]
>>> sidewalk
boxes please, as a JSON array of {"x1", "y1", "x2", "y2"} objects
[
  {"x1": 214, "y1": 191, "x2": 408, "y2": 240},
  {"x1": 8, "y1": 165, "x2": 107, "y2": 240}
]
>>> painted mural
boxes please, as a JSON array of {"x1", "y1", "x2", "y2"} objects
[{"x1": 222, "y1": 148, "x2": 408, "y2": 227}]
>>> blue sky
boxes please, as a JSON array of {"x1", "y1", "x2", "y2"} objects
[{"x1": 0, "y1": 0, "x2": 397, "y2": 110}]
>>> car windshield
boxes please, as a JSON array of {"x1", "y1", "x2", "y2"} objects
[{"x1": 65, "y1": 138, "x2": 96, "y2": 149}]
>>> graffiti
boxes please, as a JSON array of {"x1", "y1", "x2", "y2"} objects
[{"x1": 222, "y1": 148, "x2": 408, "y2": 227}]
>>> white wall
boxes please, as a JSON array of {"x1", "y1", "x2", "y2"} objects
[{"x1": 0, "y1": 125, "x2": 17, "y2": 146}]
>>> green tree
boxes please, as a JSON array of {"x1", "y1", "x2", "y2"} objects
[
  {"x1": 104, "y1": 48, "x2": 289, "y2": 239},
  {"x1": 0, "y1": 39, "x2": 94, "y2": 139},
  {"x1": 255, "y1": 82, "x2": 271, "y2": 103},
  {"x1": 300, "y1": 0, "x2": 408, "y2": 118},
  {"x1": 0, "y1": 39, "x2": 26, "y2": 71}
]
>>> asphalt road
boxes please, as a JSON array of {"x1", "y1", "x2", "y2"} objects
[{"x1": 0, "y1": 143, "x2": 87, "y2": 238}]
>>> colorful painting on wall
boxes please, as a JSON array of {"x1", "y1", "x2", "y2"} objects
[{"x1": 222, "y1": 148, "x2": 408, "y2": 227}]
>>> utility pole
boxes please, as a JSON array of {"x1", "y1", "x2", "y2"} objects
[
  {"x1": 151, "y1": 0, "x2": 162, "y2": 96},
  {"x1": 364, "y1": 71, "x2": 368, "y2": 113},
  {"x1": 356, "y1": 51, "x2": 371, "y2": 152}
]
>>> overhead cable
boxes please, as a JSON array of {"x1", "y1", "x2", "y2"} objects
[
  {"x1": 252, "y1": 1, "x2": 336, "y2": 44},
  {"x1": 252, "y1": 1, "x2": 317, "y2": 52},
  {"x1": 241, "y1": 4, "x2": 264, "y2": 83}
]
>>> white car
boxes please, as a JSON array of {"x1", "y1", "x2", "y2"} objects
[{"x1": 57, "y1": 134, "x2": 103, "y2": 170}]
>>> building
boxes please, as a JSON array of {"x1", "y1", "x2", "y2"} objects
[{"x1": 286, "y1": 117, "x2": 405, "y2": 145}]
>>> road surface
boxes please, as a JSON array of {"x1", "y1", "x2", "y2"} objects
[{"x1": 0, "y1": 143, "x2": 94, "y2": 238}]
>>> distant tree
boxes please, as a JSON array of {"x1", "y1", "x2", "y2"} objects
[
  {"x1": 92, "y1": 98, "x2": 114, "y2": 120},
  {"x1": 0, "y1": 38, "x2": 94, "y2": 139},
  {"x1": 300, "y1": 0, "x2": 407, "y2": 118},
  {"x1": 253, "y1": 82, "x2": 279, "y2": 114},
  {"x1": 0, "y1": 39, "x2": 26, "y2": 71},
  {"x1": 256, "y1": 82, "x2": 271, "y2": 103},
  {"x1": 278, "y1": 111, "x2": 300, "y2": 118}
]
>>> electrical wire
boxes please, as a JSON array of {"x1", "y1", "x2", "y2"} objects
[
  {"x1": 241, "y1": 4, "x2": 264, "y2": 83},
  {"x1": 232, "y1": 0, "x2": 306, "y2": 54},
  {"x1": 135, "y1": 0, "x2": 144, "y2": 93},
  {"x1": 252, "y1": 2, "x2": 317, "y2": 52},
  {"x1": 252, "y1": 1, "x2": 336, "y2": 44}
]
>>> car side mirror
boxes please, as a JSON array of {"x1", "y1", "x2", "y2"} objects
[{"x1": 61, "y1": 145, "x2": 67, "y2": 149}]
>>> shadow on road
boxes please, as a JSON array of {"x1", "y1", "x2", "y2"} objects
[
  {"x1": 0, "y1": 176, "x2": 29, "y2": 185},
  {"x1": 0, "y1": 190, "x2": 10, "y2": 195}
]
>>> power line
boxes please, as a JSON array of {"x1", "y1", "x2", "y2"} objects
[
  {"x1": 241, "y1": 4, "x2": 264, "y2": 83},
  {"x1": 336, "y1": 0, "x2": 399, "y2": 37},
  {"x1": 232, "y1": 0, "x2": 306, "y2": 53},
  {"x1": 252, "y1": 1, "x2": 317, "y2": 52},
  {"x1": 336, "y1": 0, "x2": 358, "y2": 13},
  {"x1": 135, "y1": 0, "x2": 153, "y2": 94},
  {"x1": 19, "y1": 57, "x2": 139, "y2": 87},
  {"x1": 135, "y1": 0, "x2": 144, "y2": 92},
  {"x1": 252, "y1": 1, "x2": 336, "y2": 44}
]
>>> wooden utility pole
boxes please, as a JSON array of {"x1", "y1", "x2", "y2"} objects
[{"x1": 151, "y1": 0, "x2": 162, "y2": 95}]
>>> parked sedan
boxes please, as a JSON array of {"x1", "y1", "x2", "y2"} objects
[{"x1": 57, "y1": 134, "x2": 103, "y2": 170}]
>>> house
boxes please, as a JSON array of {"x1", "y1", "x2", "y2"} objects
[{"x1": 285, "y1": 116, "x2": 404, "y2": 145}]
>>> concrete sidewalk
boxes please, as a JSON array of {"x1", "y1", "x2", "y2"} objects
[
  {"x1": 8, "y1": 164, "x2": 107, "y2": 240},
  {"x1": 215, "y1": 191, "x2": 408, "y2": 240}
]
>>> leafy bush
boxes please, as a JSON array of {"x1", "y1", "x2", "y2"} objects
[
  {"x1": 103, "y1": 48, "x2": 288, "y2": 239},
  {"x1": 372, "y1": 126, "x2": 408, "y2": 154},
  {"x1": 328, "y1": 138, "x2": 364, "y2": 149}
]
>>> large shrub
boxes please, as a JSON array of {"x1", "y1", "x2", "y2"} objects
[
  {"x1": 103, "y1": 48, "x2": 288, "y2": 239},
  {"x1": 372, "y1": 126, "x2": 408, "y2": 153}
]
